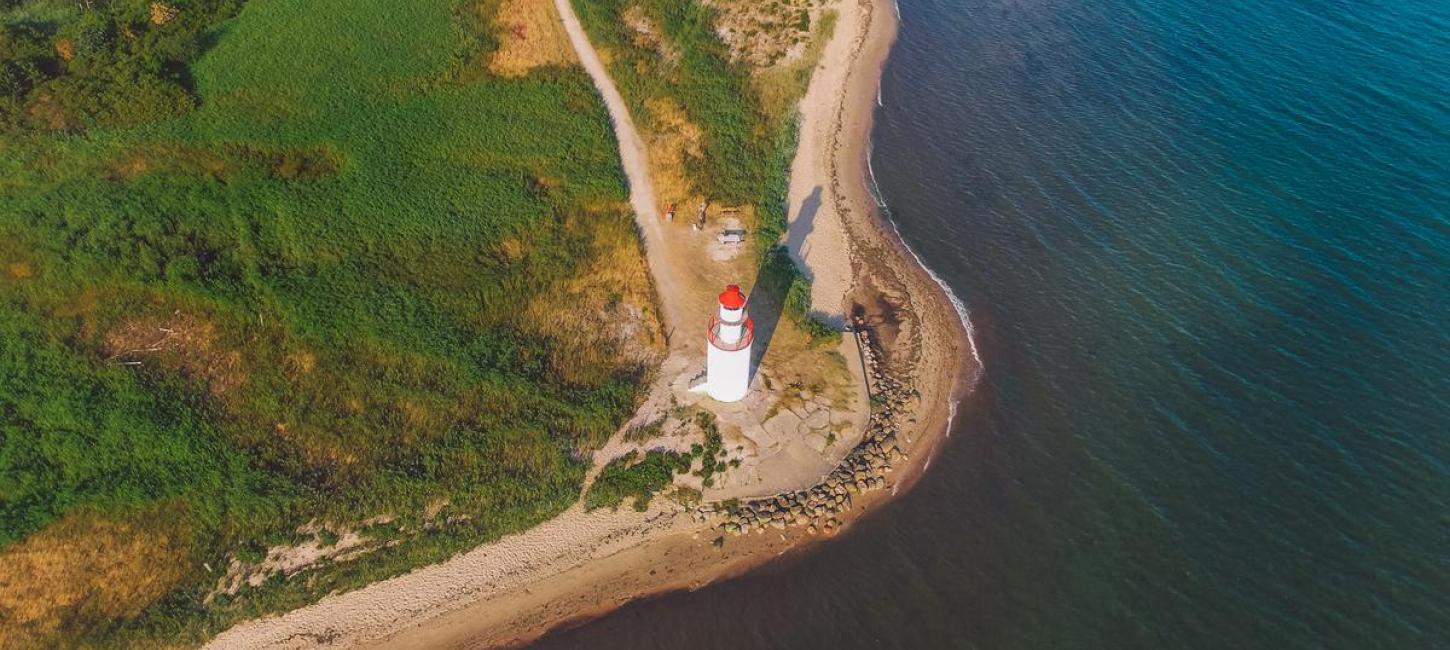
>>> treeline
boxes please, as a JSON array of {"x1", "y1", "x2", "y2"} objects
[{"x1": 0, "y1": 0, "x2": 241, "y2": 132}]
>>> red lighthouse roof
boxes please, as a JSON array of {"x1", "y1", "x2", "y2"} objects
[{"x1": 719, "y1": 284, "x2": 746, "y2": 309}]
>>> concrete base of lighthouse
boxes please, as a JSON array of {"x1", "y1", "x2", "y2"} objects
[{"x1": 669, "y1": 331, "x2": 872, "y2": 500}]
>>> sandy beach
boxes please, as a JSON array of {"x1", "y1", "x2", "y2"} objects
[{"x1": 203, "y1": 0, "x2": 974, "y2": 647}]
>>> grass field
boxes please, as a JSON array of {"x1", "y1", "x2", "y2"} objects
[{"x1": 0, "y1": 0, "x2": 662, "y2": 645}]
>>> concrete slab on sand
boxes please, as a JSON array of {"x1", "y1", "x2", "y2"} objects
[{"x1": 692, "y1": 334, "x2": 872, "y2": 500}]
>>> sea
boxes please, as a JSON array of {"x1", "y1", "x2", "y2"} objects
[{"x1": 531, "y1": 0, "x2": 1450, "y2": 647}]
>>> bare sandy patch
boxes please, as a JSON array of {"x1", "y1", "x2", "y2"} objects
[
  {"x1": 705, "y1": 0, "x2": 822, "y2": 67},
  {"x1": 104, "y1": 309, "x2": 245, "y2": 398}
]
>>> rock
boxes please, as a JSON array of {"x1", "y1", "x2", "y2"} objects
[{"x1": 740, "y1": 425, "x2": 773, "y2": 447}]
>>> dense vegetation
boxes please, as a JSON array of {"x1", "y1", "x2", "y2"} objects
[
  {"x1": 585, "y1": 449, "x2": 691, "y2": 512},
  {"x1": 690, "y1": 409, "x2": 727, "y2": 487},
  {"x1": 0, "y1": 0, "x2": 661, "y2": 645},
  {"x1": 0, "y1": 0, "x2": 243, "y2": 132},
  {"x1": 585, "y1": 410, "x2": 732, "y2": 510}
]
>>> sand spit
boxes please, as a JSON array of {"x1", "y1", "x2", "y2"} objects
[{"x1": 204, "y1": 0, "x2": 973, "y2": 647}]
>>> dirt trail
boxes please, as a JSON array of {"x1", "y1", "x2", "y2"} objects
[{"x1": 553, "y1": 0, "x2": 687, "y2": 336}]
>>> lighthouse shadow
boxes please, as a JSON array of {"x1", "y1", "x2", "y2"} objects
[{"x1": 745, "y1": 187, "x2": 823, "y2": 384}]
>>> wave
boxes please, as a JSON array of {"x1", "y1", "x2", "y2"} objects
[
  {"x1": 887, "y1": 215, "x2": 985, "y2": 387},
  {"x1": 864, "y1": 141, "x2": 888, "y2": 208},
  {"x1": 864, "y1": 138, "x2": 984, "y2": 398}
]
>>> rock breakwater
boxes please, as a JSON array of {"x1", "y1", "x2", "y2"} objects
[{"x1": 698, "y1": 316, "x2": 918, "y2": 538}]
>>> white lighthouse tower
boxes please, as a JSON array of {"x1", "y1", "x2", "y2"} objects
[{"x1": 696, "y1": 284, "x2": 754, "y2": 402}]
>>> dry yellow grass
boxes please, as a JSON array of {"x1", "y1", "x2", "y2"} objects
[
  {"x1": 752, "y1": 9, "x2": 838, "y2": 120},
  {"x1": 761, "y1": 317, "x2": 855, "y2": 404},
  {"x1": 488, "y1": 0, "x2": 576, "y2": 77},
  {"x1": 0, "y1": 237, "x2": 36, "y2": 281},
  {"x1": 523, "y1": 208, "x2": 664, "y2": 387},
  {"x1": 642, "y1": 97, "x2": 705, "y2": 217},
  {"x1": 704, "y1": 0, "x2": 823, "y2": 67},
  {"x1": 623, "y1": 5, "x2": 680, "y2": 65},
  {"x1": 0, "y1": 507, "x2": 192, "y2": 648},
  {"x1": 104, "y1": 144, "x2": 232, "y2": 182}
]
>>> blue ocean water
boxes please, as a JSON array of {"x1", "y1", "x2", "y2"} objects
[{"x1": 532, "y1": 0, "x2": 1450, "y2": 647}]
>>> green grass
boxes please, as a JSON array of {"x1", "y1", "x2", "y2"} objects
[
  {"x1": 0, "y1": 0, "x2": 658, "y2": 645},
  {"x1": 585, "y1": 449, "x2": 691, "y2": 512},
  {"x1": 765, "y1": 245, "x2": 845, "y2": 346}
]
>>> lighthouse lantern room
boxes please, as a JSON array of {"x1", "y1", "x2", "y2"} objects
[{"x1": 698, "y1": 284, "x2": 754, "y2": 402}]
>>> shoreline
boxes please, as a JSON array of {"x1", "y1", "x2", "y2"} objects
[{"x1": 203, "y1": 0, "x2": 976, "y2": 647}]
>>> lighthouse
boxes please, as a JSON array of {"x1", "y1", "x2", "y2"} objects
[{"x1": 698, "y1": 284, "x2": 754, "y2": 402}]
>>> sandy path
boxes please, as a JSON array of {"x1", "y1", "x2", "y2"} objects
[{"x1": 784, "y1": 4, "x2": 865, "y2": 326}]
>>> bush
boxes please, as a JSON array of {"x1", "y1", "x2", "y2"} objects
[
  {"x1": 0, "y1": 0, "x2": 241, "y2": 132},
  {"x1": 585, "y1": 450, "x2": 691, "y2": 512}
]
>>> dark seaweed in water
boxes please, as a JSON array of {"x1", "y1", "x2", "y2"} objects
[{"x1": 533, "y1": 0, "x2": 1450, "y2": 646}]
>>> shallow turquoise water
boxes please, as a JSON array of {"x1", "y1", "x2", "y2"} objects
[{"x1": 532, "y1": 0, "x2": 1450, "y2": 647}]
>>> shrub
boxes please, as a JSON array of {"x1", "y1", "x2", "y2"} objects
[{"x1": 585, "y1": 450, "x2": 692, "y2": 512}]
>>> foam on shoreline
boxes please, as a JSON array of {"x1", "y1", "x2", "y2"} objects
[
  {"x1": 882, "y1": 209, "x2": 983, "y2": 382},
  {"x1": 865, "y1": 131, "x2": 984, "y2": 390}
]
